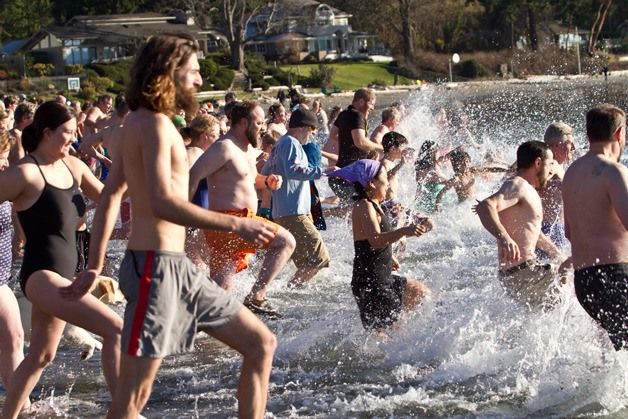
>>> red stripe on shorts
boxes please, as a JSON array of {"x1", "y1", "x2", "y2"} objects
[{"x1": 129, "y1": 250, "x2": 154, "y2": 356}]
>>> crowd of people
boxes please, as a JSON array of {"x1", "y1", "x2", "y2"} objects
[{"x1": 0, "y1": 33, "x2": 625, "y2": 418}]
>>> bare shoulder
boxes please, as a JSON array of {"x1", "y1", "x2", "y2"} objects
[
  {"x1": 381, "y1": 158, "x2": 395, "y2": 170},
  {"x1": 62, "y1": 154, "x2": 88, "y2": 173},
  {"x1": 125, "y1": 110, "x2": 179, "y2": 145}
]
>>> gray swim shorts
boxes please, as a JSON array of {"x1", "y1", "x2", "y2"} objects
[
  {"x1": 119, "y1": 250, "x2": 242, "y2": 358},
  {"x1": 498, "y1": 259, "x2": 560, "y2": 308}
]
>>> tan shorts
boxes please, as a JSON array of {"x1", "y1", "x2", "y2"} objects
[
  {"x1": 119, "y1": 250, "x2": 242, "y2": 358},
  {"x1": 204, "y1": 208, "x2": 280, "y2": 274},
  {"x1": 498, "y1": 259, "x2": 559, "y2": 308},
  {"x1": 274, "y1": 214, "x2": 330, "y2": 270}
]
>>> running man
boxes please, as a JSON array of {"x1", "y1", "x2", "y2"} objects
[
  {"x1": 189, "y1": 101, "x2": 296, "y2": 318},
  {"x1": 62, "y1": 34, "x2": 278, "y2": 418},
  {"x1": 563, "y1": 104, "x2": 628, "y2": 350},
  {"x1": 476, "y1": 140, "x2": 569, "y2": 308}
]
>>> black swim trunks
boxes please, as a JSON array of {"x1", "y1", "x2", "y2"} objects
[{"x1": 574, "y1": 263, "x2": 628, "y2": 351}]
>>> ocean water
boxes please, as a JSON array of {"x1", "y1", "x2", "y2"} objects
[{"x1": 3, "y1": 76, "x2": 628, "y2": 418}]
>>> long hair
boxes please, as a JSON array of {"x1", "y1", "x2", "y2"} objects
[
  {"x1": 21, "y1": 101, "x2": 73, "y2": 154},
  {"x1": 126, "y1": 33, "x2": 200, "y2": 118}
]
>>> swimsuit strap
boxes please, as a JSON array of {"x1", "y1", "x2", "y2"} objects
[
  {"x1": 29, "y1": 154, "x2": 76, "y2": 187},
  {"x1": 365, "y1": 197, "x2": 385, "y2": 217},
  {"x1": 28, "y1": 154, "x2": 48, "y2": 185}
]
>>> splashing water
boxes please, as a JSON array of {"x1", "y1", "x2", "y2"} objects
[{"x1": 3, "y1": 77, "x2": 627, "y2": 417}]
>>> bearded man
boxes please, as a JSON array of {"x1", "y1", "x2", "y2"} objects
[
  {"x1": 189, "y1": 100, "x2": 296, "y2": 318},
  {"x1": 476, "y1": 140, "x2": 570, "y2": 309}
]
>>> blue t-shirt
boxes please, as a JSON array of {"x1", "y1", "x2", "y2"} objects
[{"x1": 261, "y1": 134, "x2": 323, "y2": 219}]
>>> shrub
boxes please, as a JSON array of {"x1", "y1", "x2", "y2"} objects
[
  {"x1": 210, "y1": 67, "x2": 235, "y2": 91},
  {"x1": 458, "y1": 59, "x2": 491, "y2": 78},
  {"x1": 198, "y1": 58, "x2": 219, "y2": 79},
  {"x1": 369, "y1": 79, "x2": 387, "y2": 88},
  {"x1": 30, "y1": 63, "x2": 54, "y2": 77},
  {"x1": 65, "y1": 64, "x2": 85, "y2": 75},
  {"x1": 78, "y1": 86, "x2": 97, "y2": 101},
  {"x1": 92, "y1": 76, "x2": 115, "y2": 92},
  {"x1": 307, "y1": 64, "x2": 336, "y2": 88}
]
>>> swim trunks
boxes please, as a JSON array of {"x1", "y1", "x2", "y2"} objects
[
  {"x1": 204, "y1": 208, "x2": 279, "y2": 274},
  {"x1": 498, "y1": 259, "x2": 559, "y2": 308},
  {"x1": 119, "y1": 250, "x2": 242, "y2": 357},
  {"x1": 574, "y1": 263, "x2": 628, "y2": 351}
]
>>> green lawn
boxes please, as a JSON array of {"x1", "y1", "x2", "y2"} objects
[{"x1": 279, "y1": 62, "x2": 413, "y2": 91}]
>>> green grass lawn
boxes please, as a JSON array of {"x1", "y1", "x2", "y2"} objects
[{"x1": 279, "y1": 62, "x2": 413, "y2": 91}]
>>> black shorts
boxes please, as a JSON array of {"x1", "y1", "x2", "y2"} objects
[
  {"x1": 574, "y1": 263, "x2": 628, "y2": 351},
  {"x1": 352, "y1": 274, "x2": 407, "y2": 330}
]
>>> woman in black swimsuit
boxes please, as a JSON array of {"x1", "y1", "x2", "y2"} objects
[
  {"x1": 0, "y1": 102, "x2": 121, "y2": 417},
  {"x1": 328, "y1": 159, "x2": 431, "y2": 331}
]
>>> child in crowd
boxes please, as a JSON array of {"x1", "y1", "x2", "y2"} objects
[{"x1": 328, "y1": 159, "x2": 430, "y2": 332}]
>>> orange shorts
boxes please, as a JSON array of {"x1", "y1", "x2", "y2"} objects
[{"x1": 204, "y1": 208, "x2": 279, "y2": 274}]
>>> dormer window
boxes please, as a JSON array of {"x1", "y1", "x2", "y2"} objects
[{"x1": 315, "y1": 4, "x2": 334, "y2": 26}]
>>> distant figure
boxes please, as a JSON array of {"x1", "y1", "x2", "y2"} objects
[
  {"x1": 563, "y1": 104, "x2": 627, "y2": 350},
  {"x1": 476, "y1": 141, "x2": 569, "y2": 309},
  {"x1": 369, "y1": 107, "x2": 402, "y2": 159}
]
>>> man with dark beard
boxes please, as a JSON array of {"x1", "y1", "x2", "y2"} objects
[
  {"x1": 62, "y1": 34, "x2": 280, "y2": 418},
  {"x1": 189, "y1": 100, "x2": 296, "y2": 318},
  {"x1": 476, "y1": 141, "x2": 569, "y2": 309}
]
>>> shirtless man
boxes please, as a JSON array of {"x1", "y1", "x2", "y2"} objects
[
  {"x1": 62, "y1": 34, "x2": 278, "y2": 418},
  {"x1": 83, "y1": 94, "x2": 112, "y2": 136},
  {"x1": 8, "y1": 103, "x2": 35, "y2": 164},
  {"x1": 189, "y1": 100, "x2": 296, "y2": 318},
  {"x1": 369, "y1": 107, "x2": 401, "y2": 159},
  {"x1": 563, "y1": 104, "x2": 628, "y2": 350},
  {"x1": 79, "y1": 98, "x2": 130, "y2": 169},
  {"x1": 476, "y1": 140, "x2": 568, "y2": 308},
  {"x1": 537, "y1": 122, "x2": 575, "y2": 255}
]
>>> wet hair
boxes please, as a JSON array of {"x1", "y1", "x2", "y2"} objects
[
  {"x1": 544, "y1": 122, "x2": 573, "y2": 146},
  {"x1": 328, "y1": 106, "x2": 342, "y2": 124},
  {"x1": 0, "y1": 128, "x2": 16, "y2": 153},
  {"x1": 180, "y1": 114, "x2": 218, "y2": 142},
  {"x1": 450, "y1": 150, "x2": 471, "y2": 174},
  {"x1": 353, "y1": 88, "x2": 375, "y2": 103},
  {"x1": 381, "y1": 107, "x2": 400, "y2": 124},
  {"x1": 81, "y1": 101, "x2": 93, "y2": 112},
  {"x1": 126, "y1": 33, "x2": 200, "y2": 118},
  {"x1": 382, "y1": 131, "x2": 408, "y2": 152},
  {"x1": 230, "y1": 101, "x2": 260, "y2": 127},
  {"x1": 268, "y1": 103, "x2": 284, "y2": 119},
  {"x1": 516, "y1": 140, "x2": 550, "y2": 169},
  {"x1": 415, "y1": 140, "x2": 438, "y2": 171},
  {"x1": 97, "y1": 94, "x2": 112, "y2": 105},
  {"x1": 115, "y1": 93, "x2": 129, "y2": 117},
  {"x1": 21, "y1": 101, "x2": 74, "y2": 153},
  {"x1": 586, "y1": 104, "x2": 626, "y2": 143}
]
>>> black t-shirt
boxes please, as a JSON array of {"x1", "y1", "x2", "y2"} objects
[{"x1": 334, "y1": 105, "x2": 367, "y2": 168}]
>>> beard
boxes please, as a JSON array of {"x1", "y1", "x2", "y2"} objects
[
  {"x1": 175, "y1": 85, "x2": 199, "y2": 118},
  {"x1": 537, "y1": 172, "x2": 550, "y2": 190},
  {"x1": 245, "y1": 123, "x2": 260, "y2": 147}
]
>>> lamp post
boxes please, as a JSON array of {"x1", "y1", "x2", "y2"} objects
[{"x1": 449, "y1": 53, "x2": 460, "y2": 82}]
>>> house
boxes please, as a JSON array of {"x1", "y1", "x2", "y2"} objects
[
  {"x1": 245, "y1": 0, "x2": 381, "y2": 62},
  {"x1": 546, "y1": 22, "x2": 590, "y2": 51},
  {"x1": 9, "y1": 12, "x2": 226, "y2": 75}
]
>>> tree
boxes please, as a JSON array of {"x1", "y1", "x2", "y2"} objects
[
  {"x1": 0, "y1": 0, "x2": 53, "y2": 41},
  {"x1": 587, "y1": 0, "x2": 612, "y2": 54}
]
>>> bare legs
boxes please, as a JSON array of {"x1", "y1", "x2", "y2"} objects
[
  {"x1": 403, "y1": 279, "x2": 431, "y2": 311},
  {"x1": 0, "y1": 285, "x2": 28, "y2": 412},
  {"x1": 0, "y1": 272, "x2": 122, "y2": 419}
]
